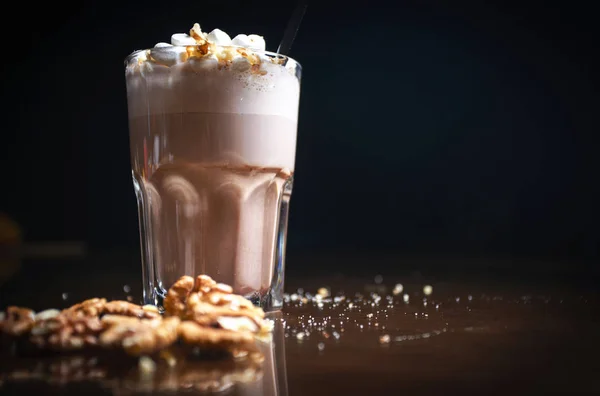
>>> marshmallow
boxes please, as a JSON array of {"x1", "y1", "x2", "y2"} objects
[
  {"x1": 247, "y1": 35, "x2": 266, "y2": 51},
  {"x1": 207, "y1": 29, "x2": 232, "y2": 46},
  {"x1": 232, "y1": 34, "x2": 266, "y2": 51},
  {"x1": 232, "y1": 34, "x2": 252, "y2": 47},
  {"x1": 171, "y1": 33, "x2": 197, "y2": 46},
  {"x1": 154, "y1": 42, "x2": 172, "y2": 48},
  {"x1": 150, "y1": 46, "x2": 188, "y2": 66}
]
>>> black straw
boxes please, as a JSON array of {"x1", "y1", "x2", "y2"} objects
[{"x1": 276, "y1": 1, "x2": 308, "y2": 55}]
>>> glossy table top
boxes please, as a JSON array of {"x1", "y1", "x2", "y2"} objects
[{"x1": 1, "y1": 253, "x2": 599, "y2": 395}]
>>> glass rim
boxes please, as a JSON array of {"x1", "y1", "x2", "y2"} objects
[{"x1": 125, "y1": 46, "x2": 301, "y2": 68}]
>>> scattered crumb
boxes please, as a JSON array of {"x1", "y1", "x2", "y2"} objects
[{"x1": 379, "y1": 334, "x2": 391, "y2": 344}]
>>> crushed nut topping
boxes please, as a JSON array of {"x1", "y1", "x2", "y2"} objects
[{"x1": 101, "y1": 316, "x2": 180, "y2": 356}]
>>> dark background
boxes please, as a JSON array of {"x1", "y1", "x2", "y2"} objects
[{"x1": 1, "y1": 0, "x2": 598, "y2": 276}]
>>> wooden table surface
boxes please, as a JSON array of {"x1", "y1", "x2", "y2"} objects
[{"x1": 1, "y1": 254, "x2": 599, "y2": 395}]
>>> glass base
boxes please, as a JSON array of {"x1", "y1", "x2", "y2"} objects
[
  {"x1": 135, "y1": 172, "x2": 292, "y2": 313},
  {"x1": 151, "y1": 285, "x2": 284, "y2": 313}
]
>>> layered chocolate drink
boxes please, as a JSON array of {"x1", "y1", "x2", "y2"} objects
[{"x1": 125, "y1": 24, "x2": 301, "y2": 310}]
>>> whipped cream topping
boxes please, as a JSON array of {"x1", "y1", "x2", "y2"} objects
[
  {"x1": 125, "y1": 23, "x2": 301, "y2": 121},
  {"x1": 127, "y1": 23, "x2": 278, "y2": 69}
]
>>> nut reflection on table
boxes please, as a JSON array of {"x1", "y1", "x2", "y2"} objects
[{"x1": 0, "y1": 313, "x2": 288, "y2": 396}]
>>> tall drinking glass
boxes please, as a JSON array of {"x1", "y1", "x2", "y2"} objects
[{"x1": 125, "y1": 44, "x2": 301, "y2": 311}]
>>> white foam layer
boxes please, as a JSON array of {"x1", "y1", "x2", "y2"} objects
[{"x1": 126, "y1": 55, "x2": 300, "y2": 121}]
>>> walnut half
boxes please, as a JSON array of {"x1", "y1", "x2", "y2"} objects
[
  {"x1": 178, "y1": 320, "x2": 255, "y2": 350},
  {"x1": 98, "y1": 315, "x2": 180, "y2": 356},
  {"x1": 1, "y1": 307, "x2": 35, "y2": 336},
  {"x1": 30, "y1": 308, "x2": 104, "y2": 351}
]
